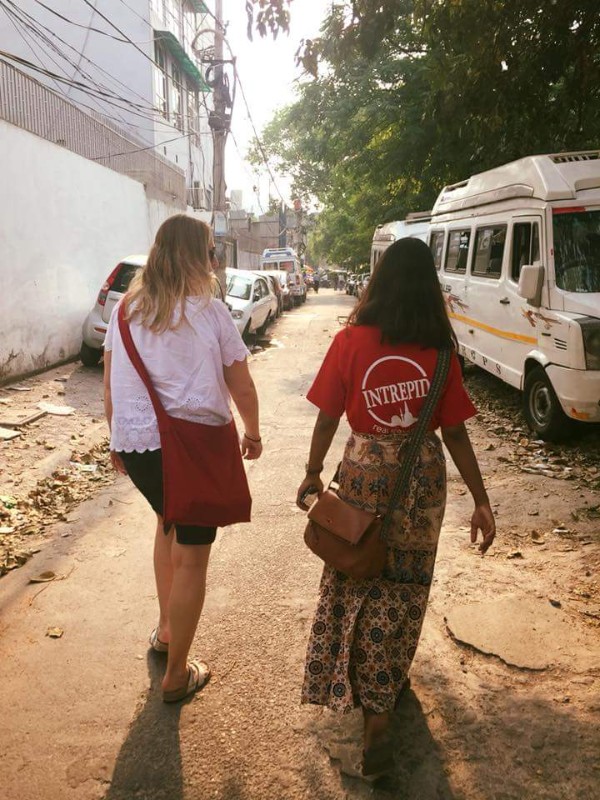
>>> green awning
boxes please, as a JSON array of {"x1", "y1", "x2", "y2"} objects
[
  {"x1": 189, "y1": 1, "x2": 208, "y2": 12},
  {"x1": 155, "y1": 30, "x2": 211, "y2": 92}
]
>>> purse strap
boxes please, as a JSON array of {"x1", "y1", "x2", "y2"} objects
[
  {"x1": 380, "y1": 347, "x2": 452, "y2": 534},
  {"x1": 117, "y1": 300, "x2": 169, "y2": 428}
]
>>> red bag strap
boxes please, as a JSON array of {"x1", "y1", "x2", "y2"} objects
[{"x1": 117, "y1": 301, "x2": 169, "y2": 427}]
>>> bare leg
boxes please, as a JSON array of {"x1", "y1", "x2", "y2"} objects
[
  {"x1": 161, "y1": 541, "x2": 212, "y2": 692},
  {"x1": 153, "y1": 516, "x2": 174, "y2": 642}
]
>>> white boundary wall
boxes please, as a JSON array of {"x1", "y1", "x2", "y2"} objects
[{"x1": 0, "y1": 121, "x2": 208, "y2": 382}]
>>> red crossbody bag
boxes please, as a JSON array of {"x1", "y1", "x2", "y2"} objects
[{"x1": 118, "y1": 302, "x2": 252, "y2": 529}]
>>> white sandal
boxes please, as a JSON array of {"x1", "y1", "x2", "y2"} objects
[{"x1": 149, "y1": 627, "x2": 169, "y2": 653}]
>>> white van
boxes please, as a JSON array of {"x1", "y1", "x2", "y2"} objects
[
  {"x1": 260, "y1": 247, "x2": 306, "y2": 306},
  {"x1": 428, "y1": 151, "x2": 600, "y2": 440},
  {"x1": 371, "y1": 211, "x2": 431, "y2": 273}
]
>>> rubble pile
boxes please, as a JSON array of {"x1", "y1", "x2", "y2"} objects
[{"x1": 0, "y1": 439, "x2": 113, "y2": 576}]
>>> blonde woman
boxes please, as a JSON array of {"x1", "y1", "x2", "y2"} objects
[{"x1": 103, "y1": 215, "x2": 261, "y2": 702}]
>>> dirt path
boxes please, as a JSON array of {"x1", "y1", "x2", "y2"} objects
[{"x1": 0, "y1": 290, "x2": 598, "y2": 800}]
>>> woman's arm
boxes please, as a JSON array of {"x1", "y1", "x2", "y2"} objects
[
  {"x1": 441, "y1": 422, "x2": 496, "y2": 554},
  {"x1": 223, "y1": 358, "x2": 262, "y2": 460},
  {"x1": 296, "y1": 410, "x2": 340, "y2": 508},
  {"x1": 103, "y1": 351, "x2": 127, "y2": 474}
]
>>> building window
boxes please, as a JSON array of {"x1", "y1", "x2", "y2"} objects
[
  {"x1": 182, "y1": 1, "x2": 198, "y2": 53},
  {"x1": 171, "y1": 64, "x2": 184, "y2": 130},
  {"x1": 187, "y1": 80, "x2": 199, "y2": 142},
  {"x1": 154, "y1": 41, "x2": 169, "y2": 119}
]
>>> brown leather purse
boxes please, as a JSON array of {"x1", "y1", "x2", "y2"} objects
[{"x1": 303, "y1": 349, "x2": 451, "y2": 580}]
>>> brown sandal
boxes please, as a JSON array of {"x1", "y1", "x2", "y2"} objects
[
  {"x1": 162, "y1": 660, "x2": 211, "y2": 704},
  {"x1": 362, "y1": 736, "x2": 394, "y2": 776}
]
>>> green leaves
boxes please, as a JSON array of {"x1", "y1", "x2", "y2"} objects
[{"x1": 252, "y1": 1, "x2": 600, "y2": 266}]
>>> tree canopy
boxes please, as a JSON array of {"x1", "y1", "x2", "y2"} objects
[{"x1": 248, "y1": 0, "x2": 600, "y2": 268}]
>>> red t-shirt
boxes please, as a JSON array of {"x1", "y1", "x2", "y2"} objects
[{"x1": 307, "y1": 326, "x2": 476, "y2": 434}]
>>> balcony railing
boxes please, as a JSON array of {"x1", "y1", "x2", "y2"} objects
[{"x1": 0, "y1": 60, "x2": 186, "y2": 203}]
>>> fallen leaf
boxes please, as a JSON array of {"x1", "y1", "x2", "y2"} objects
[{"x1": 46, "y1": 627, "x2": 64, "y2": 638}]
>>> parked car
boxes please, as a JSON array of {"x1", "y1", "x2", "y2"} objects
[
  {"x1": 80, "y1": 254, "x2": 226, "y2": 367},
  {"x1": 226, "y1": 268, "x2": 278, "y2": 338},
  {"x1": 255, "y1": 271, "x2": 285, "y2": 316},
  {"x1": 80, "y1": 255, "x2": 146, "y2": 366},
  {"x1": 356, "y1": 274, "x2": 370, "y2": 299}
]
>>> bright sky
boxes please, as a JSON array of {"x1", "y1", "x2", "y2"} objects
[{"x1": 224, "y1": 1, "x2": 332, "y2": 214}]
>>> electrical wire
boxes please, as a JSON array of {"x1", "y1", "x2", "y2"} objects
[
  {"x1": 31, "y1": 0, "x2": 131, "y2": 42},
  {"x1": 1, "y1": 0, "x2": 156, "y2": 109},
  {"x1": 232, "y1": 61, "x2": 287, "y2": 204},
  {"x1": 91, "y1": 129, "x2": 196, "y2": 160},
  {"x1": 0, "y1": 0, "x2": 154, "y2": 134}
]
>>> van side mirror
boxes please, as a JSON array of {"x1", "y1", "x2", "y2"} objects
[{"x1": 518, "y1": 263, "x2": 544, "y2": 307}]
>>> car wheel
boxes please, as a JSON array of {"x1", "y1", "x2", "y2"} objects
[
  {"x1": 80, "y1": 342, "x2": 102, "y2": 367},
  {"x1": 523, "y1": 366, "x2": 573, "y2": 441}
]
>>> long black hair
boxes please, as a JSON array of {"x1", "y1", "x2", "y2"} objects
[{"x1": 348, "y1": 236, "x2": 457, "y2": 350}]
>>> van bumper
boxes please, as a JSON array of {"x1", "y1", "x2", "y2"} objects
[{"x1": 546, "y1": 364, "x2": 600, "y2": 422}]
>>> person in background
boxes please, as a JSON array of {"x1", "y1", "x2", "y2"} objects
[
  {"x1": 104, "y1": 215, "x2": 262, "y2": 703},
  {"x1": 297, "y1": 237, "x2": 495, "y2": 777}
]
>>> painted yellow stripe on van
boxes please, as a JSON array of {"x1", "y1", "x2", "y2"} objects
[{"x1": 448, "y1": 312, "x2": 537, "y2": 345}]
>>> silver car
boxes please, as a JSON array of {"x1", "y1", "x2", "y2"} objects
[
  {"x1": 80, "y1": 254, "x2": 146, "y2": 366},
  {"x1": 80, "y1": 254, "x2": 225, "y2": 366},
  {"x1": 226, "y1": 268, "x2": 278, "y2": 338}
]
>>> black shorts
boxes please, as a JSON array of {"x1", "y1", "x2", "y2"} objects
[{"x1": 118, "y1": 449, "x2": 217, "y2": 546}]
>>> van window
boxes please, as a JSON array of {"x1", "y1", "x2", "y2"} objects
[
  {"x1": 472, "y1": 226, "x2": 506, "y2": 279},
  {"x1": 511, "y1": 222, "x2": 541, "y2": 282},
  {"x1": 430, "y1": 231, "x2": 445, "y2": 271},
  {"x1": 444, "y1": 230, "x2": 471, "y2": 273},
  {"x1": 553, "y1": 209, "x2": 600, "y2": 293}
]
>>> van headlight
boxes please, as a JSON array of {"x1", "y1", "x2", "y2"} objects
[
  {"x1": 231, "y1": 309, "x2": 244, "y2": 319},
  {"x1": 580, "y1": 318, "x2": 600, "y2": 369}
]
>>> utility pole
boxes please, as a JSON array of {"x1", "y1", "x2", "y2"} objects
[{"x1": 209, "y1": 0, "x2": 229, "y2": 291}]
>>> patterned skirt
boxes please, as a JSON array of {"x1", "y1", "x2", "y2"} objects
[{"x1": 301, "y1": 430, "x2": 447, "y2": 714}]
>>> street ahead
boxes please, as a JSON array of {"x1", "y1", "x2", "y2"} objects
[{"x1": 0, "y1": 289, "x2": 598, "y2": 800}]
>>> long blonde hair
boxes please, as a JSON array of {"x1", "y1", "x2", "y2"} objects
[{"x1": 125, "y1": 214, "x2": 216, "y2": 332}]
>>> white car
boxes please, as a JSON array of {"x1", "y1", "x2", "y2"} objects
[
  {"x1": 226, "y1": 268, "x2": 278, "y2": 338},
  {"x1": 80, "y1": 254, "x2": 225, "y2": 366},
  {"x1": 80, "y1": 254, "x2": 147, "y2": 366}
]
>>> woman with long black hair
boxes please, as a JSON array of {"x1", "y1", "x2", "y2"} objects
[{"x1": 297, "y1": 237, "x2": 495, "y2": 777}]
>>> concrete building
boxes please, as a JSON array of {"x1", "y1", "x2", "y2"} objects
[{"x1": 0, "y1": 0, "x2": 214, "y2": 210}]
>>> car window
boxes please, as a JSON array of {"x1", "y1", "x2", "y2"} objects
[
  {"x1": 444, "y1": 230, "x2": 471, "y2": 273},
  {"x1": 472, "y1": 226, "x2": 506, "y2": 279},
  {"x1": 112, "y1": 263, "x2": 141, "y2": 293},
  {"x1": 429, "y1": 231, "x2": 445, "y2": 271},
  {"x1": 226, "y1": 275, "x2": 252, "y2": 300},
  {"x1": 511, "y1": 222, "x2": 540, "y2": 282}
]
